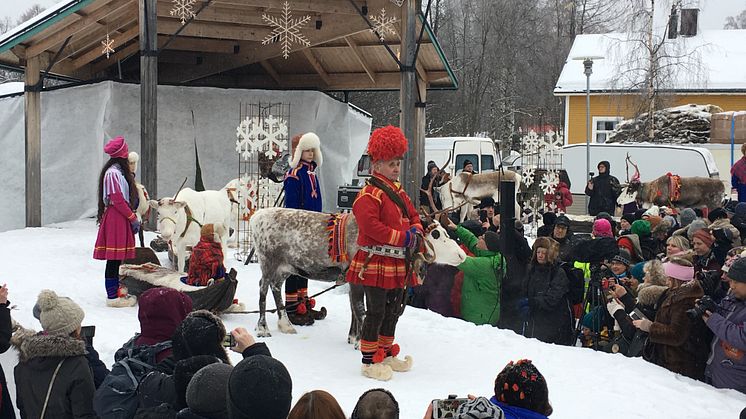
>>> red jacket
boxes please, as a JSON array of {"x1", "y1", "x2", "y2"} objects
[
  {"x1": 346, "y1": 173, "x2": 423, "y2": 289},
  {"x1": 545, "y1": 181, "x2": 573, "y2": 212}
]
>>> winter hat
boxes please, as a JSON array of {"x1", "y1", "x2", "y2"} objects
[
  {"x1": 542, "y1": 212, "x2": 556, "y2": 226},
  {"x1": 595, "y1": 212, "x2": 616, "y2": 230},
  {"x1": 592, "y1": 219, "x2": 613, "y2": 238},
  {"x1": 554, "y1": 214, "x2": 571, "y2": 227},
  {"x1": 176, "y1": 355, "x2": 225, "y2": 412},
  {"x1": 630, "y1": 220, "x2": 651, "y2": 237},
  {"x1": 463, "y1": 159, "x2": 474, "y2": 169},
  {"x1": 227, "y1": 354, "x2": 292, "y2": 419},
  {"x1": 172, "y1": 310, "x2": 228, "y2": 363},
  {"x1": 455, "y1": 397, "x2": 505, "y2": 419},
  {"x1": 708, "y1": 208, "x2": 728, "y2": 222},
  {"x1": 663, "y1": 261, "x2": 694, "y2": 282},
  {"x1": 611, "y1": 248, "x2": 631, "y2": 267},
  {"x1": 290, "y1": 132, "x2": 322, "y2": 168},
  {"x1": 651, "y1": 219, "x2": 671, "y2": 236},
  {"x1": 351, "y1": 388, "x2": 400, "y2": 419},
  {"x1": 621, "y1": 213, "x2": 636, "y2": 225},
  {"x1": 679, "y1": 208, "x2": 697, "y2": 227},
  {"x1": 736, "y1": 202, "x2": 746, "y2": 219},
  {"x1": 598, "y1": 161, "x2": 610, "y2": 173},
  {"x1": 726, "y1": 257, "x2": 746, "y2": 283},
  {"x1": 427, "y1": 160, "x2": 438, "y2": 172},
  {"x1": 200, "y1": 224, "x2": 215, "y2": 240},
  {"x1": 645, "y1": 215, "x2": 663, "y2": 230},
  {"x1": 493, "y1": 359, "x2": 550, "y2": 416},
  {"x1": 104, "y1": 136, "x2": 129, "y2": 159},
  {"x1": 36, "y1": 290, "x2": 85, "y2": 336},
  {"x1": 692, "y1": 229, "x2": 714, "y2": 247},
  {"x1": 643, "y1": 205, "x2": 660, "y2": 218},
  {"x1": 137, "y1": 287, "x2": 192, "y2": 347},
  {"x1": 478, "y1": 197, "x2": 496, "y2": 209},
  {"x1": 686, "y1": 219, "x2": 709, "y2": 238},
  {"x1": 484, "y1": 231, "x2": 501, "y2": 252},
  {"x1": 630, "y1": 261, "x2": 645, "y2": 281},
  {"x1": 367, "y1": 126, "x2": 408, "y2": 162},
  {"x1": 461, "y1": 220, "x2": 485, "y2": 238}
]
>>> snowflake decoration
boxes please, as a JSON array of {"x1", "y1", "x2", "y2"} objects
[
  {"x1": 262, "y1": 1, "x2": 311, "y2": 59},
  {"x1": 539, "y1": 170, "x2": 560, "y2": 195},
  {"x1": 235, "y1": 115, "x2": 289, "y2": 159},
  {"x1": 170, "y1": 0, "x2": 196, "y2": 24},
  {"x1": 370, "y1": 8, "x2": 398, "y2": 41},
  {"x1": 521, "y1": 168, "x2": 536, "y2": 188},
  {"x1": 235, "y1": 117, "x2": 263, "y2": 160},
  {"x1": 521, "y1": 131, "x2": 540, "y2": 154},
  {"x1": 101, "y1": 33, "x2": 114, "y2": 59},
  {"x1": 238, "y1": 174, "x2": 259, "y2": 212},
  {"x1": 390, "y1": 0, "x2": 405, "y2": 6},
  {"x1": 260, "y1": 115, "x2": 289, "y2": 157}
]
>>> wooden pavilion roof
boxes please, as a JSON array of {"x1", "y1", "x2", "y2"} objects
[{"x1": 0, "y1": 0, "x2": 457, "y2": 91}]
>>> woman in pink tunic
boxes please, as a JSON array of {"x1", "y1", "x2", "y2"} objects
[{"x1": 93, "y1": 136, "x2": 139, "y2": 307}]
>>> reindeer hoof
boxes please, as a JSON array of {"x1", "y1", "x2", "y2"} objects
[
  {"x1": 255, "y1": 323, "x2": 272, "y2": 338},
  {"x1": 278, "y1": 317, "x2": 297, "y2": 334}
]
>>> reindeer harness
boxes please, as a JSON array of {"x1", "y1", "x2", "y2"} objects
[{"x1": 160, "y1": 203, "x2": 204, "y2": 239}]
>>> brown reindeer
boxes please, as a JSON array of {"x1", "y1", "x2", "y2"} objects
[{"x1": 618, "y1": 156, "x2": 725, "y2": 210}]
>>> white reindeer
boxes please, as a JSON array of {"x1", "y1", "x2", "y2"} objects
[
  {"x1": 149, "y1": 188, "x2": 233, "y2": 272},
  {"x1": 435, "y1": 170, "x2": 522, "y2": 222}
]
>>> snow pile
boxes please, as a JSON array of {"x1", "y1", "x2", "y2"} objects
[
  {"x1": 607, "y1": 104, "x2": 722, "y2": 144},
  {"x1": 0, "y1": 220, "x2": 744, "y2": 418}
]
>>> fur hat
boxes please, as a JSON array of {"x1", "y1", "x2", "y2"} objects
[
  {"x1": 36, "y1": 290, "x2": 84, "y2": 336},
  {"x1": 651, "y1": 219, "x2": 671, "y2": 236},
  {"x1": 172, "y1": 310, "x2": 229, "y2": 363},
  {"x1": 351, "y1": 388, "x2": 399, "y2": 419},
  {"x1": 227, "y1": 355, "x2": 292, "y2": 419},
  {"x1": 367, "y1": 126, "x2": 408, "y2": 162},
  {"x1": 493, "y1": 359, "x2": 550, "y2": 416},
  {"x1": 455, "y1": 397, "x2": 505, "y2": 419},
  {"x1": 128, "y1": 151, "x2": 139, "y2": 173},
  {"x1": 104, "y1": 136, "x2": 129, "y2": 159},
  {"x1": 531, "y1": 237, "x2": 559, "y2": 264},
  {"x1": 186, "y1": 363, "x2": 233, "y2": 418},
  {"x1": 290, "y1": 132, "x2": 322, "y2": 168}
]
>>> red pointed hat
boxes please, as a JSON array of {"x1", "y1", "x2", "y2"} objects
[
  {"x1": 104, "y1": 136, "x2": 129, "y2": 159},
  {"x1": 367, "y1": 125, "x2": 408, "y2": 162}
]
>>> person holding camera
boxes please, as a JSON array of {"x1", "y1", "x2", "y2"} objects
[
  {"x1": 584, "y1": 161, "x2": 621, "y2": 216},
  {"x1": 477, "y1": 197, "x2": 499, "y2": 232},
  {"x1": 692, "y1": 229, "x2": 722, "y2": 277},
  {"x1": 550, "y1": 215, "x2": 577, "y2": 263},
  {"x1": 630, "y1": 257, "x2": 709, "y2": 379},
  {"x1": 702, "y1": 256, "x2": 746, "y2": 394}
]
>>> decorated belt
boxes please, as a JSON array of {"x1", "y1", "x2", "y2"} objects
[{"x1": 360, "y1": 245, "x2": 407, "y2": 259}]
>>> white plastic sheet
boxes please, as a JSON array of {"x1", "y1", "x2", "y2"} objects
[{"x1": 0, "y1": 81, "x2": 372, "y2": 231}]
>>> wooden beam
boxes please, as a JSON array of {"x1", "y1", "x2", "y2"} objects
[
  {"x1": 212, "y1": 0, "x2": 364, "y2": 15},
  {"x1": 24, "y1": 55, "x2": 42, "y2": 227},
  {"x1": 260, "y1": 60, "x2": 281, "y2": 85},
  {"x1": 158, "y1": 36, "x2": 242, "y2": 54},
  {"x1": 71, "y1": 25, "x2": 140, "y2": 69},
  {"x1": 158, "y1": 19, "x2": 272, "y2": 41},
  {"x1": 415, "y1": 60, "x2": 428, "y2": 88},
  {"x1": 140, "y1": 0, "x2": 158, "y2": 209},
  {"x1": 344, "y1": 36, "x2": 375, "y2": 83},
  {"x1": 156, "y1": 2, "x2": 267, "y2": 26},
  {"x1": 60, "y1": 6, "x2": 139, "y2": 61},
  {"x1": 195, "y1": 71, "x2": 449, "y2": 90},
  {"x1": 302, "y1": 49, "x2": 330, "y2": 86},
  {"x1": 89, "y1": 41, "x2": 140, "y2": 75},
  {"x1": 27, "y1": 0, "x2": 132, "y2": 57},
  {"x1": 400, "y1": 0, "x2": 419, "y2": 198}
]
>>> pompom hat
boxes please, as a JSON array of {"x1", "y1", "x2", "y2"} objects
[
  {"x1": 104, "y1": 136, "x2": 129, "y2": 159},
  {"x1": 367, "y1": 125, "x2": 408, "y2": 162},
  {"x1": 36, "y1": 289, "x2": 85, "y2": 336}
]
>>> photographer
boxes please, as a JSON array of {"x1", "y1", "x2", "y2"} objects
[
  {"x1": 477, "y1": 197, "x2": 499, "y2": 233},
  {"x1": 702, "y1": 256, "x2": 746, "y2": 394}
]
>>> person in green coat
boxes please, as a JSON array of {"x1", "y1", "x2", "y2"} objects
[{"x1": 443, "y1": 218, "x2": 504, "y2": 326}]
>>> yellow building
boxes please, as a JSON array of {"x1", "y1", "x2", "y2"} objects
[{"x1": 555, "y1": 30, "x2": 746, "y2": 144}]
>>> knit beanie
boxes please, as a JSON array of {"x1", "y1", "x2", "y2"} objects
[
  {"x1": 611, "y1": 249, "x2": 631, "y2": 267},
  {"x1": 621, "y1": 213, "x2": 636, "y2": 225},
  {"x1": 542, "y1": 212, "x2": 556, "y2": 227},
  {"x1": 227, "y1": 355, "x2": 292, "y2": 419},
  {"x1": 708, "y1": 208, "x2": 728, "y2": 222},
  {"x1": 679, "y1": 208, "x2": 696, "y2": 227},
  {"x1": 186, "y1": 362, "x2": 233, "y2": 418},
  {"x1": 484, "y1": 231, "x2": 501, "y2": 252},
  {"x1": 727, "y1": 257, "x2": 746, "y2": 283},
  {"x1": 692, "y1": 229, "x2": 714, "y2": 247},
  {"x1": 104, "y1": 136, "x2": 129, "y2": 159},
  {"x1": 686, "y1": 219, "x2": 708, "y2": 239},
  {"x1": 630, "y1": 262, "x2": 645, "y2": 281},
  {"x1": 630, "y1": 220, "x2": 651, "y2": 237},
  {"x1": 172, "y1": 310, "x2": 229, "y2": 363},
  {"x1": 555, "y1": 215, "x2": 570, "y2": 227},
  {"x1": 494, "y1": 360, "x2": 549, "y2": 416},
  {"x1": 455, "y1": 397, "x2": 505, "y2": 419},
  {"x1": 36, "y1": 290, "x2": 85, "y2": 336},
  {"x1": 461, "y1": 220, "x2": 485, "y2": 238},
  {"x1": 592, "y1": 219, "x2": 613, "y2": 238}
]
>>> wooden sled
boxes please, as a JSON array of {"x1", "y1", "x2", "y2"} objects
[{"x1": 119, "y1": 263, "x2": 240, "y2": 313}]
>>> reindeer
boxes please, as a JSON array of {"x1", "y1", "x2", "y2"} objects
[
  {"x1": 618, "y1": 155, "x2": 726, "y2": 210},
  {"x1": 249, "y1": 208, "x2": 467, "y2": 343},
  {"x1": 434, "y1": 169, "x2": 522, "y2": 222}
]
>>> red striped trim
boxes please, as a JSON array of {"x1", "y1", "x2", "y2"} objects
[{"x1": 360, "y1": 340, "x2": 378, "y2": 352}]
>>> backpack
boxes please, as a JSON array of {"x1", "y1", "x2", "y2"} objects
[
  {"x1": 559, "y1": 262, "x2": 585, "y2": 305},
  {"x1": 93, "y1": 336, "x2": 173, "y2": 419}
]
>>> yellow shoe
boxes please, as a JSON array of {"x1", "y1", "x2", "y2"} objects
[{"x1": 361, "y1": 363, "x2": 393, "y2": 381}]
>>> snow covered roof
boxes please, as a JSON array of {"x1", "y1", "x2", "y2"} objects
[
  {"x1": 0, "y1": 82, "x2": 24, "y2": 96},
  {"x1": 554, "y1": 30, "x2": 746, "y2": 94}
]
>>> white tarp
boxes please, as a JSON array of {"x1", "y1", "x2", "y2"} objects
[{"x1": 0, "y1": 81, "x2": 372, "y2": 232}]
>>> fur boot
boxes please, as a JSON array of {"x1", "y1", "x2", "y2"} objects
[
  {"x1": 382, "y1": 355, "x2": 413, "y2": 372},
  {"x1": 361, "y1": 363, "x2": 393, "y2": 381},
  {"x1": 106, "y1": 294, "x2": 137, "y2": 308}
]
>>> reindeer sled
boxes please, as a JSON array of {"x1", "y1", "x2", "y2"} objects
[{"x1": 118, "y1": 263, "x2": 242, "y2": 313}]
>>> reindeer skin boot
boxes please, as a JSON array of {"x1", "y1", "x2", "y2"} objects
[{"x1": 361, "y1": 363, "x2": 393, "y2": 381}]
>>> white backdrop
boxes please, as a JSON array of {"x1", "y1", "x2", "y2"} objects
[{"x1": 0, "y1": 81, "x2": 372, "y2": 232}]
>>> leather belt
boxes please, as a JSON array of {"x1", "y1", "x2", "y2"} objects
[{"x1": 360, "y1": 245, "x2": 407, "y2": 259}]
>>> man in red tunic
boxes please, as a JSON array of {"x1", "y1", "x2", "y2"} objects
[{"x1": 346, "y1": 126, "x2": 423, "y2": 381}]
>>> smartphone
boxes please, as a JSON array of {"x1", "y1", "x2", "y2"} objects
[
  {"x1": 80, "y1": 325, "x2": 95, "y2": 345},
  {"x1": 222, "y1": 334, "x2": 236, "y2": 348},
  {"x1": 479, "y1": 210, "x2": 488, "y2": 222},
  {"x1": 431, "y1": 397, "x2": 469, "y2": 418},
  {"x1": 630, "y1": 308, "x2": 648, "y2": 322}
]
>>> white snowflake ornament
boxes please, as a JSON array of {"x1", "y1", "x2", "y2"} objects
[
  {"x1": 101, "y1": 33, "x2": 114, "y2": 59},
  {"x1": 170, "y1": 0, "x2": 196, "y2": 24},
  {"x1": 235, "y1": 117, "x2": 262, "y2": 160},
  {"x1": 390, "y1": 0, "x2": 405, "y2": 6},
  {"x1": 235, "y1": 115, "x2": 289, "y2": 159},
  {"x1": 522, "y1": 131, "x2": 540, "y2": 154},
  {"x1": 370, "y1": 8, "x2": 398, "y2": 41},
  {"x1": 262, "y1": 1, "x2": 311, "y2": 59},
  {"x1": 539, "y1": 170, "x2": 560, "y2": 195},
  {"x1": 521, "y1": 168, "x2": 535, "y2": 188}
]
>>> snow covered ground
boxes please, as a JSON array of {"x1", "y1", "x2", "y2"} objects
[{"x1": 0, "y1": 219, "x2": 745, "y2": 418}]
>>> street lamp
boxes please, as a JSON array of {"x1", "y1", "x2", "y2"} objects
[{"x1": 572, "y1": 56, "x2": 604, "y2": 214}]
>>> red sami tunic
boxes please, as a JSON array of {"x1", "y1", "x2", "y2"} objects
[{"x1": 345, "y1": 173, "x2": 423, "y2": 289}]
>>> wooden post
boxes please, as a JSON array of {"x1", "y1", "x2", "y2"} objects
[
  {"x1": 399, "y1": 0, "x2": 420, "y2": 200},
  {"x1": 140, "y1": 0, "x2": 158, "y2": 211},
  {"x1": 24, "y1": 55, "x2": 42, "y2": 227}
]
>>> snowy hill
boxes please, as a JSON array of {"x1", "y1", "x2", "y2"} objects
[{"x1": 0, "y1": 220, "x2": 744, "y2": 418}]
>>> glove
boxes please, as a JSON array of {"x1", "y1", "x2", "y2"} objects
[
  {"x1": 404, "y1": 227, "x2": 419, "y2": 249},
  {"x1": 606, "y1": 299, "x2": 625, "y2": 317},
  {"x1": 131, "y1": 220, "x2": 141, "y2": 235},
  {"x1": 517, "y1": 298, "x2": 530, "y2": 320}
]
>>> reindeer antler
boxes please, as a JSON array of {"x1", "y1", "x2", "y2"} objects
[
  {"x1": 172, "y1": 177, "x2": 189, "y2": 201},
  {"x1": 626, "y1": 155, "x2": 641, "y2": 183}
]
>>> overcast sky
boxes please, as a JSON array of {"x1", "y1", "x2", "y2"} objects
[{"x1": 3, "y1": 0, "x2": 746, "y2": 30}]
